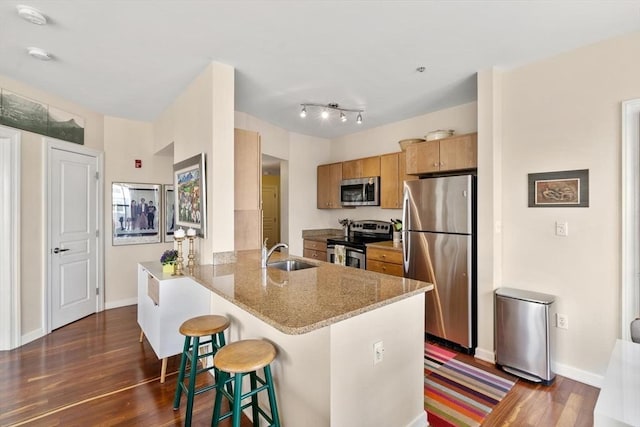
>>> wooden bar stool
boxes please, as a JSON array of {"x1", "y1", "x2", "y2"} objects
[
  {"x1": 173, "y1": 315, "x2": 230, "y2": 427},
  {"x1": 211, "y1": 339, "x2": 281, "y2": 427}
]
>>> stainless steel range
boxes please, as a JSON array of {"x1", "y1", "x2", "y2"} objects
[{"x1": 326, "y1": 220, "x2": 393, "y2": 269}]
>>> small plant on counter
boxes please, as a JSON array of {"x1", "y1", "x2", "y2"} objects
[{"x1": 160, "y1": 249, "x2": 178, "y2": 265}]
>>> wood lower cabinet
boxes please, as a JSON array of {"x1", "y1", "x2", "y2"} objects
[
  {"x1": 342, "y1": 156, "x2": 381, "y2": 180},
  {"x1": 406, "y1": 132, "x2": 477, "y2": 175},
  {"x1": 317, "y1": 162, "x2": 342, "y2": 209},
  {"x1": 380, "y1": 151, "x2": 417, "y2": 209},
  {"x1": 303, "y1": 239, "x2": 328, "y2": 261},
  {"x1": 366, "y1": 246, "x2": 403, "y2": 277}
]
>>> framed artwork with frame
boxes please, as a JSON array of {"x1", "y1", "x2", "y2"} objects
[
  {"x1": 528, "y1": 169, "x2": 589, "y2": 207},
  {"x1": 174, "y1": 153, "x2": 206, "y2": 237},
  {"x1": 112, "y1": 182, "x2": 161, "y2": 246},
  {"x1": 163, "y1": 184, "x2": 175, "y2": 242}
]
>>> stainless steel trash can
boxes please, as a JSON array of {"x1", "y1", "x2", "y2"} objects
[{"x1": 495, "y1": 287, "x2": 556, "y2": 385}]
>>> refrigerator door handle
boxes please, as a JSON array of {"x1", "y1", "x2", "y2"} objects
[{"x1": 402, "y1": 186, "x2": 410, "y2": 270}]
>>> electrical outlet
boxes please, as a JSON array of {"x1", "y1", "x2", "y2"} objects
[
  {"x1": 555, "y1": 221, "x2": 569, "y2": 237},
  {"x1": 557, "y1": 313, "x2": 569, "y2": 329},
  {"x1": 373, "y1": 341, "x2": 384, "y2": 364}
]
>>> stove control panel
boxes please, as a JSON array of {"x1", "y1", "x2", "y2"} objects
[{"x1": 350, "y1": 220, "x2": 392, "y2": 236}]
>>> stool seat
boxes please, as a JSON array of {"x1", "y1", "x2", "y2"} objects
[
  {"x1": 212, "y1": 339, "x2": 281, "y2": 427},
  {"x1": 179, "y1": 314, "x2": 230, "y2": 337},
  {"x1": 214, "y1": 339, "x2": 276, "y2": 374}
]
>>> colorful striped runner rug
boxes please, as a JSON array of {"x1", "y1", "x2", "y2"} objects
[{"x1": 425, "y1": 343, "x2": 516, "y2": 427}]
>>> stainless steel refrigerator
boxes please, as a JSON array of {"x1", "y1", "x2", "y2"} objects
[{"x1": 402, "y1": 174, "x2": 476, "y2": 352}]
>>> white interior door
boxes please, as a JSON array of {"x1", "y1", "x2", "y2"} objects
[
  {"x1": 50, "y1": 146, "x2": 98, "y2": 330},
  {"x1": 0, "y1": 127, "x2": 20, "y2": 350}
]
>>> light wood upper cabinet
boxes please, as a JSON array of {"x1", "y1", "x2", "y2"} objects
[
  {"x1": 406, "y1": 132, "x2": 477, "y2": 175},
  {"x1": 317, "y1": 162, "x2": 342, "y2": 209},
  {"x1": 234, "y1": 129, "x2": 261, "y2": 210},
  {"x1": 342, "y1": 156, "x2": 380, "y2": 179},
  {"x1": 234, "y1": 128, "x2": 262, "y2": 250},
  {"x1": 380, "y1": 151, "x2": 417, "y2": 209}
]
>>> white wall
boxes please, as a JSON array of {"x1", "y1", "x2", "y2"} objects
[
  {"x1": 235, "y1": 112, "x2": 334, "y2": 256},
  {"x1": 103, "y1": 116, "x2": 173, "y2": 307},
  {"x1": 494, "y1": 31, "x2": 640, "y2": 383},
  {"x1": 153, "y1": 62, "x2": 235, "y2": 263},
  {"x1": 0, "y1": 74, "x2": 105, "y2": 339}
]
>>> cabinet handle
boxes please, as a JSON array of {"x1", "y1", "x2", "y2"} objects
[
  {"x1": 433, "y1": 162, "x2": 438, "y2": 167},
  {"x1": 381, "y1": 254, "x2": 386, "y2": 259},
  {"x1": 440, "y1": 162, "x2": 445, "y2": 166}
]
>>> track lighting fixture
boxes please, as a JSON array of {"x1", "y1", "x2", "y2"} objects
[{"x1": 299, "y1": 103, "x2": 364, "y2": 124}]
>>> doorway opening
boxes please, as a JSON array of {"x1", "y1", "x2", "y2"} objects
[{"x1": 262, "y1": 154, "x2": 286, "y2": 249}]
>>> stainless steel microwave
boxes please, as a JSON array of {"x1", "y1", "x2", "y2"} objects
[{"x1": 340, "y1": 176, "x2": 380, "y2": 206}]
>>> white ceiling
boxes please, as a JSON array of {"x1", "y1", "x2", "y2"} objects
[{"x1": 1, "y1": 1, "x2": 639, "y2": 139}]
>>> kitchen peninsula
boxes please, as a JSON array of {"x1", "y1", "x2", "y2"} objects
[{"x1": 137, "y1": 250, "x2": 432, "y2": 427}]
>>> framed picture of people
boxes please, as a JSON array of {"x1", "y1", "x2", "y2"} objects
[
  {"x1": 163, "y1": 184, "x2": 175, "y2": 242},
  {"x1": 174, "y1": 153, "x2": 206, "y2": 237},
  {"x1": 111, "y1": 182, "x2": 162, "y2": 246}
]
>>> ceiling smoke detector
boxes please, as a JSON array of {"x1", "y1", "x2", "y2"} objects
[
  {"x1": 27, "y1": 47, "x2": 52, "y2": 61},
  {"x1": 16, "y1": 5, "x2": 47, "y2": 25}
]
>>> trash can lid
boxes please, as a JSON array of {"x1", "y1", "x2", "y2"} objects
[{"x1": 495, "y1": 287, "x2": 555, "y2": 304}]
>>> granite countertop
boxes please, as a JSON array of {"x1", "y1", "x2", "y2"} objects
[
  {"x1": 181, "y1": 250, "x2": 431, "y2": 335},
  {"x1": 366, "y1": 240, "x2": 403, "y2": 251}
]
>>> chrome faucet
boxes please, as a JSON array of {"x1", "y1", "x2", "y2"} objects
[{"x1": 261, "y1": 241, "x2": 288, "y2": 268}]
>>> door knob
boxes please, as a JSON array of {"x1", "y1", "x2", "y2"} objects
[{"x1": 53, "y1": 248, "x2": 70, "y2": 254}]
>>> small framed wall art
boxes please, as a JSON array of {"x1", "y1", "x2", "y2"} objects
[
  {"x1": 528, "y1": 169, "x2": 589, "y2": 208},
  {"x1": 112, "y1": 182, "x2": 162, "y2": 245},
  {"x1": 174, "y1": 153, "x2": 206, "y2": 237},
  {"x1": 163, "y1": 184, "x2": 175, "y2": 242}
]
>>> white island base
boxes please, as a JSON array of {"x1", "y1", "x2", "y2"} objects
[{"x1": 211, "y1": 290, "x2": 427, "y2": 427}]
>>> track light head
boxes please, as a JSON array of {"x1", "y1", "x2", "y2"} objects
[
  {"x1": 300, "y1": 106, "x2": 307, "y2": 118},
  {"x1": 321, "y1": 109, "x2": 329, "y2": 119},
  {"x1": 356, "y1": 113, "x2": 363, "y2": 124},
  {"x1": 340, "y1": 112, "x2": 347, "y2": 122}
]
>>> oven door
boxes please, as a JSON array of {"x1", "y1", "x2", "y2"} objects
[{"x1": 327, "y1": 246, "x2": 366, "y2": 269}]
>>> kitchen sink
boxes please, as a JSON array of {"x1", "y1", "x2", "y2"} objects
[{"x1": 267, "y1": 259, "x2": 316, "y2": 271}]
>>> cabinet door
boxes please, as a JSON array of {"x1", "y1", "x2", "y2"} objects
[
  {"x1": 234, "y1": 129, "x2": 261, "y2": 210},
  {"x1": 380, "y1": 153, "x2": 400, "y2": 209},
  {"x1": 317, "y1": 162, "x2": 342, "y2": 209},
  {"x1": 342, "y1": 159, "x2": 361, "y2": 180},
  {"x1": 398, "y1": 151, "x2": 417, "y2": 201},
  {"x1": 342, "y1": 156, "x2": 380, "y2": 179},
  {"x1": 438, "y1": 133, "x2": 477, "y2": 171},
  {"x1": 361, "y1": 156, "x2": 381, "y2": 177},
  {"x1": 405, "y1": 140, "x2": 440, "y2": 175}
]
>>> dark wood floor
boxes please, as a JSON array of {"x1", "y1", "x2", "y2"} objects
[
  {"x1": 433, "y1": 344, "x2": 600, "y2": 427},
  {"x1": 0, "y1": 306, "x2": 599, "y2": 426},
  {"x1": 0, "y1": 306, "x2": 251, "y2": 427}
]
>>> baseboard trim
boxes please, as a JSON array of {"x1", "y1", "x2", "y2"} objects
[
  {"x1": 474, "y1": 346, "x2": 495, "y2": 364},
  {"x1": 105, "y1": 298, "x2": 137, "y2": 310},
  {"x1": 21, "y1": 328, "x2": 44, "y2": 346},
  {"x1": 407, "y1": 410, "x2": 428, "y2": 427},
  {"x1": 474, "y1": 347, "x2": 602, "y2": 388},
  {"x1": 553, "y1": 361, "x2": 603, "y2": 388}
]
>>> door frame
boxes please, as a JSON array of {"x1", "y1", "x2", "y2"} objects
[
  {"x1": 622, "y1": 98, "x2": 640, "y2": 341},
  {"x1": 45, "y1": 138, "x2": 104, "y2": 334},
  {"x1": 0, "y1": 126, "x2": 20, "y2": 350}
]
